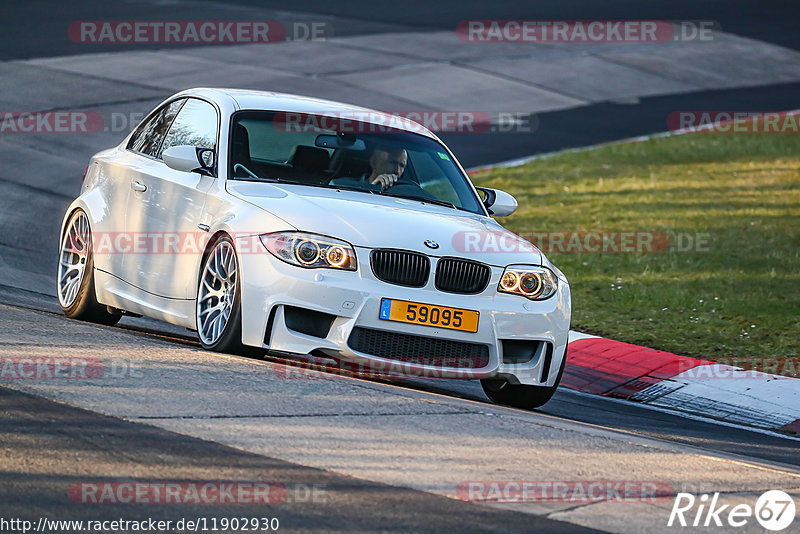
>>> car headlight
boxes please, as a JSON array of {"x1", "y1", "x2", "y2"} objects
[
  {"x1": 498, "y1": 265, "x2": 558, "y2": 300},
  {"x1": 259, "y1": 232, "x2": 357, "y2": 270}
]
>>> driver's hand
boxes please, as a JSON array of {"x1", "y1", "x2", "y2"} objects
[{"x1": 370, "y1": 173, "x2": 398, "y2": 190}]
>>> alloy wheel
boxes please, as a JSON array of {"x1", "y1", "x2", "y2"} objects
[
  {"x1": 58, "y1": 211, "x2": 90, "y2": 308},
  {"x1": 197, "y1": 240, "x2": 238, "y2": 345}
]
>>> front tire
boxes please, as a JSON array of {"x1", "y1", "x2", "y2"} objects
[
  {"x1": 57, "y1": 210, "x2": 121, "y2": 325},
  {"x1": 481, "y1": 352, "x2": 567, "y2": 409},
  {"x1": 196, "y1": 235, "x2": 244, "y2": 353}
]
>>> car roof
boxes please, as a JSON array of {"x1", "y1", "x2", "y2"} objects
[{"x1": 173, "y1": 87, "x2": 439, "y2": 140}]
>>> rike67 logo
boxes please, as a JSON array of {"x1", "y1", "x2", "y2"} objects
[{"x1": 669, "y1": 490, "x2": 796, "y2": 531}]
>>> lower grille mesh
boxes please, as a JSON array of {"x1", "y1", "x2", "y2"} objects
[{"x1": 348, "y1": 327, "x2": 489, "y2": 368}]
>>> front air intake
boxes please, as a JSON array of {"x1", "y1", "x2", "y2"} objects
[{"x1": 348, "y1": 327, "x2": 490, "y2": 368}]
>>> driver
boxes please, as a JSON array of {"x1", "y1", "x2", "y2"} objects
[{"x1": 367, "y1": 146, "x2": 407, "y2": 190}]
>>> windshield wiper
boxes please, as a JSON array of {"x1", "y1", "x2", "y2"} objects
[
  {"x1": 378, "y1": 191, "x2": 457, "y2": 210},
  {"x1": 330, "y1": 184, "x2": 377, "y2": 195}
]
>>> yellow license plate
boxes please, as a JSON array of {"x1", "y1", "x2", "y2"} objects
[{"x1": 378, "y1": 298, "x2": 479, "y2": 333}]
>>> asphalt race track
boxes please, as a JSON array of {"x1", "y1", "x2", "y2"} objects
[{"x1": 1, "y1": 1, "x2": 799, "y2": 532}]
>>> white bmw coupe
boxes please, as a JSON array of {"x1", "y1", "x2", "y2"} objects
[{"x1": 58, "y1": 88, "x2": 571, "y2": 408}]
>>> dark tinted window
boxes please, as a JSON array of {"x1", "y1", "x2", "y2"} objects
[
  {"x1": 158, "y1": 98, "x2": 218, "y2": 159},
  {"x1": 127, "y1": 99, "x2": 185, "y2": 157}
]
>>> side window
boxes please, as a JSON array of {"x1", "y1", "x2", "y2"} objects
[
  {"x1": 236, "y1": 118, "x2": 323, "y2": 163},
  {"x1": 158, "y1": 98, "x2": 218, "y2": 159},
  {"x1": 127, "y1": 99, "x2": 185, "y2": 157}
]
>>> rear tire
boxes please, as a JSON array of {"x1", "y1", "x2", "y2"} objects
[
  {"x1": 481, "y1": 352, "x2": 566, "y2": 409},
  {"x1": 57, "y1": 210, "x2": 121, "y2": 326}
]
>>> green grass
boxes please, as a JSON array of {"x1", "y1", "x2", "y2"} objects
[{"x1": 472, "y1": 132, "x2": 800, "y2": 362}]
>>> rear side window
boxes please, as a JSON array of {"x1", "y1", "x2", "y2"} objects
[
  {"x1": 158, "y1": 98, "x2": 218, "y2": 159},
  {"x1": 127, "y1": 99, "x2": 185, "y2": 157}
]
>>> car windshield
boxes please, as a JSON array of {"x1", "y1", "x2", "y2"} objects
[{"x1": 228, "y1": 111, "x2": 485, "y2": 214}]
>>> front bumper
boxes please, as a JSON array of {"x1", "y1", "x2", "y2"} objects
[{"x1": 237, "y1": 241, "x2": 571, "y2": 386}]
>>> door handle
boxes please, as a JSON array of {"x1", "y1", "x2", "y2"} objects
[{"x1": 131, "y1": 181, "x2": 147, "y2": 192}]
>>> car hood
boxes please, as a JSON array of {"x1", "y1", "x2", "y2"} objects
[{"x1": 227, "y1": 182, "x2": 541, "y2": 267}]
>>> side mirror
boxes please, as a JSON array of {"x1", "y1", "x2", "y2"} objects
[
  {"x1": 475, "y1": 187, "x2": 518, "y2": 217},
  {"x1": 163, "y1": 145, "x2": 215, "y2": 176}
]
